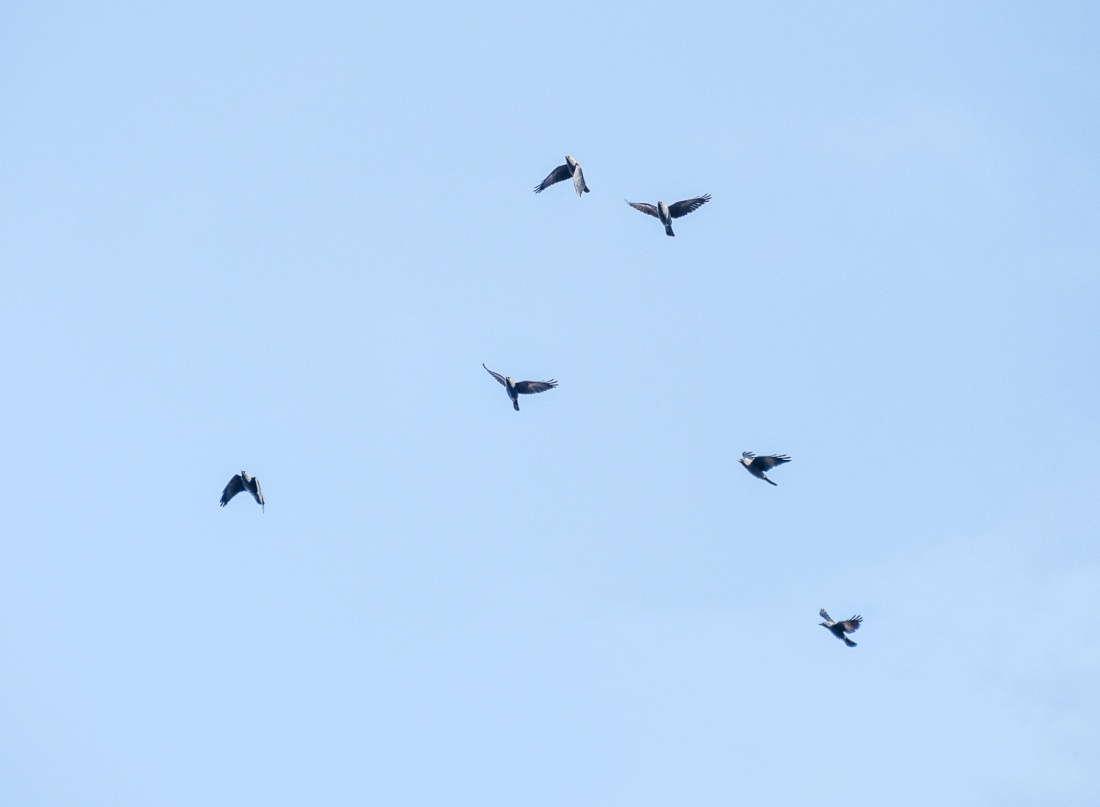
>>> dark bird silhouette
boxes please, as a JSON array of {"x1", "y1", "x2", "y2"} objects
[
  {"x1": 738, "y1": 452, "x2": 790, "y2": 486},
  {"x1": 626, "y1": 193, "x2": 710, "y2": 236},
  {"x1": 819, "y1": 609, "x2": 862, "y2": 647},
  {"x1": 534, "y1": 155, "x2": 589, "y2": 196},
  {"x1": 483, "y1": 363, "x2": 558, "y2": 411},
  {"x1": 220, "y1": 471, "x2": 264, "y2": 511}
]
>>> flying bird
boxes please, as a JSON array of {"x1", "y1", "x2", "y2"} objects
[
  {"x1": 819, "y1": 609, "x2": 862, "y2": 647},
  {"x1": 220, "y1": 471, "x2": 264, "y2": 511},
  {"x1": 738, "y1": 452, "x2": 790, "y2": 486},
  {"x1": 625, "y1": 193, "x2": 711, "y2": 236},
  {"x1": 483, "y1": 363, "x2": 558, "y2": 411},
  {"x1": 534, "y1": 155, "x2": 589, "y2": 196}
]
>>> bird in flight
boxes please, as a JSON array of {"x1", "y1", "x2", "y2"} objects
[
  {"x1": 483, "y1": 363, "x2": 558, "y2": 411},
  {"x1": 819, "y1": 609, "x2": 862, "y2": 647},
  {"x1": 738, "y1": 452, "x2": 791, "y2": 486},
  {"x1": 534, "y1": 155, "x2": 589, "y2": 197},
  {"x1": 220, "y1": 471, "x2": 264, "y2": 511},
  {"x1": 625, "y1": 193, "x2": 710, "y2": 236}
]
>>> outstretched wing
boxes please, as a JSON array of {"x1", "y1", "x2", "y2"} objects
[
  {"x1": 572, "y1": 165, "x2": 588, "y2": 196},
  {"x1": 668, "y1": 194, "x2": 711, "y2": 218},
  {"x1": 483, "y1": 363, "x2": 507, "y2": 387},
  {"x1": 751, "y1": 454, "x2": 790, "y2": 471},
  {"x1": 514, "y1": 379, "x2": 558, "y2": 394},
  {"x1": 220, "y1": 474, "x2": 245, "y2": 507},
  {"x1": 247, "y1": 476, "x2": 264, "y2": 508},
  {"x1": 819, "y1": 608, "x2": 834, "y2": 625},
  {"x1": 839, "y1": 616, "x2": 862, "y2": 633},
  {"x1": 626, "y1": 200, "x2": 660, "y2": 219},
  {"x1": 534, "y1": 164, "x2": 572, "y2": 193}
]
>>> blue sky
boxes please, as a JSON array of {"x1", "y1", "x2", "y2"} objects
[{"x1": 2, "y1": 2, "x2": 1098, "y2": 804}]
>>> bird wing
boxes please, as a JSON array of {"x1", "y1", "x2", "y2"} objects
[
  {"x1": 220, "y1": 474, "x2": 245, "y2": 506},
  {"x1": 247, "y1": 476, "x2": 264, "y2": 507},
  {"x1": 572, "y1": 164, "x2": 587, "y2": 196},
  {"x1": 534, "y1": 164, "x2": 572, "y2": 193},
  {"x1": 483, "y1": 363, "x2": 507, "y2": 387},
  {"x1": 839, "y1": 616, "x2": 862, "y2": 633},
  {"x1": 667, "y1": 194, "x2": 711, "y2": 218},
  {"x1": 819, "y1": 608, "x2": 834, "y2": 625},
  {"x1": 626, "y1": 200, "x2": 660, "y2": 219},
  {"x1": 514, "y1": 379, "x2": 558, "y2": 394},
  {"x1": 751, "y1": 454, "x2": 790, "y2": 471}
]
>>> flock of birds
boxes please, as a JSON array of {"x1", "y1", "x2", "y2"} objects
[
  {"x1": 219, "y1": 154, "x2": 866, "y2": 649},
  {"x1": 533, "y1": 154, "x2": 713, "y2": 238}
]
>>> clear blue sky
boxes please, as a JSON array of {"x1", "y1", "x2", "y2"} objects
[{"x1": 2, "y1": 2, "x2": 1098, "y2": 804}]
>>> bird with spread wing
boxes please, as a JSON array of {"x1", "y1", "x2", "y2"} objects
[
  {"x1": 483, "y1": 364, "x2": 558, "y2": 411},
  {"x1": 534, "y1": 156, "x2": 589, "y2": 197},
  {"x1": 738, "y1": 451, "x2": 791, "y2": 486},
  {"x1": 819, "y1": 609, "x2": 862, "y2": 647},
  {"x1": 220, "y1": 471, "x2": 264, "y2": 511},
  {"x1": 625, "y1": 193, "x2": 710, "y2": 236}
]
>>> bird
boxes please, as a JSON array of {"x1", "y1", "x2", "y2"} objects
[
  {"x1": 220, "y1": 471, "x2": 264, "y2": 511},
  {"x1": 483, "y1": 363, "x2": 558, "y2": 411},
  {"x1": 819, "y1": 609, "x2": 862, "y2": 647},
  {"x1": 625, "y1": 193, "x2": 710, "y2": 236},
  {"x1": 534, "y1": 155, "x2": 589, "y2": 196},
  {"x1": 738, "y1": 452, "x2": 790, "y2": 486}
]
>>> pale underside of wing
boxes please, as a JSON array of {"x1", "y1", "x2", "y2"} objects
[
  {"x1": 668, "y1": 194, "x2": 711, "y2": 218},
  {"x1": 572, "y1": 165, "x2": 587, "y2": 196},
  {"x1": 483, "y1": 363, "x2": 507, "y2": 387},
  {"x1": 514, "y1": 380, "x2": 558, "y2": 394},
  {"x1": 220, "y1": 474, "x2": 245, "y2": 506},
  {"x1": 247, "y1": 477, "x2": 264, "y2": 506},
  {"x1": 534, "y1": 164, "x2": 572, "y2": 193}
]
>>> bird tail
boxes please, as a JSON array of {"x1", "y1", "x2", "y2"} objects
[
  {"x1": 664, "y1": 224, "x2": 675, "y2": 236},
  {"x1": 764, "y1": 475, "x2": 777, "y2": 486},
  {"x1": 513, "y1": 399, "x2": 520, "y2": 412},
  {"x1": 583, "y1": 183, "x2": 590, "y2": 193},
  {"x1": 844, "y1": 636, "x2": 857, "y2": 647}
]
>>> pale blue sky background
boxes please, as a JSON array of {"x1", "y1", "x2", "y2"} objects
[{"x1": 2, "y1": 2, "x2": 1098, "y2": 805}]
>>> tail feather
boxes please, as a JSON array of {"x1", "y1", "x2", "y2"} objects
[
  {"x1": 664, "y1": 224, "x2": 675, "y2": 236},
  {"x1": 764, "y1": 475, "x2": 777, "y2": 486},
  {"x1": 513, "y1": 399, "x2": 520, "y2": 411},
  {"x1": 844, "y1": 636, "x2": 857, "y2": 647}
]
